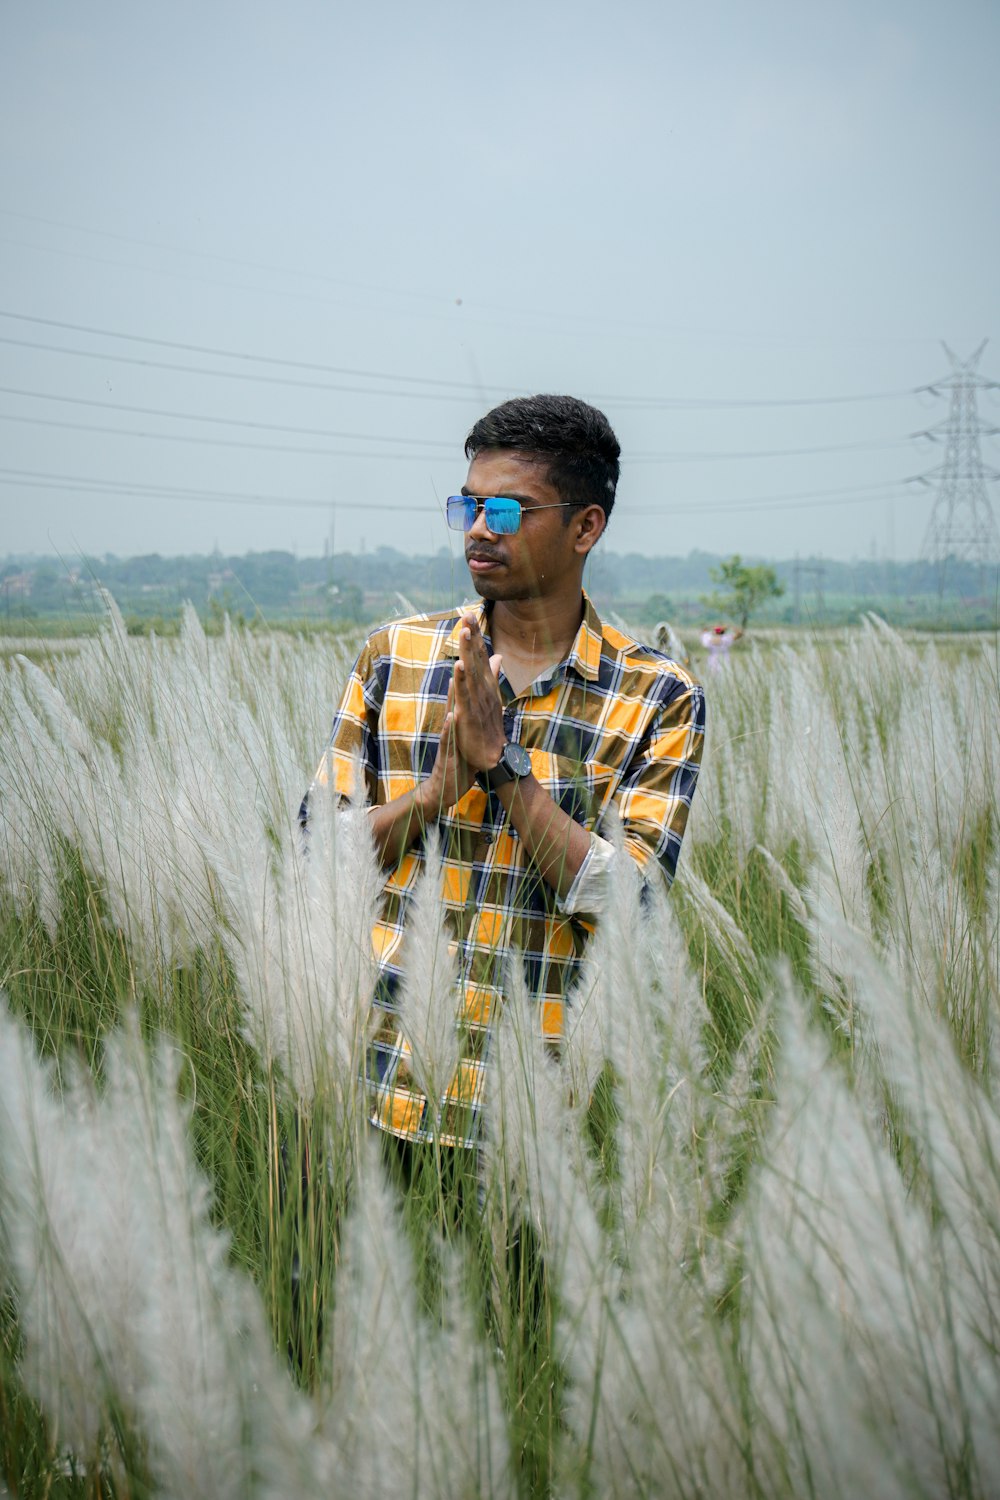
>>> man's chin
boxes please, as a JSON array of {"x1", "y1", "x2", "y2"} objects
[
  {"x1": 468, "y1": 569, "x2": 504, "y2": 599},
  {"x1": 469, "y1": 575, "x2": 536, "y2": 607}
]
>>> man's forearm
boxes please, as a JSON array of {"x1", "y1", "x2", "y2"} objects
[
  {"x1": 368, "y1": 782, "x2": 444, "y2": 867},
  {"x1": 496, "y1": 773, "x2": 592, "y2": 899}
]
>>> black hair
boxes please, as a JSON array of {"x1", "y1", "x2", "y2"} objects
[{"x1": 464, "y1": 394, "x2": 620, "y2": 520}]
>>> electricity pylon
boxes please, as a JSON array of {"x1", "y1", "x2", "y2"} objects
[{"x1": 913, "y1": 341, "x2": 1000, "y2": 596}]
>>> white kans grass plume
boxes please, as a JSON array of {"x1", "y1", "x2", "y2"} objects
[
  {"x1": 527, "y1": 844, "x2": 749, "y2": 1499},
  {"x1": 557, "y1": 833, "x2": 752, "y2": 1498},
  {"x1": 753, "y1": 843, "x2": 810, "y2": 926},
  {"x1": 219, "y1": 777, "x2": 380, "y2": 1112},
  {"x1": 0, "y1": 1001, "x2": 132, "y2": 1456},
  {"x1": 1, "y1": 609, "x2": 999, "y2": 1497},
  {"x1": 397, "y1": 831, "x2": 462, "y2": 1132},
  {"x1": 741, "y1": 948, "x2": 1000, "y2": 1500},
  {"x1": 486, "y1": 961, "x2": 601, "y2": 1265},
  {"x1": 814, "y1": 914, "x2": 1000, "y2": 1458},
  {"x1": 485, "y1": 963, "x2": 612, "y2": 1450},
  {"x1": 0, "y1": 607, "x2": 361, "y2": 976},
  {"x1": 675, "y1": 863, "x2": 756, "y2": 974},
  {"x1": 741, "y1": 987, "x2": 932, "y2": 1500},
  {"x1": 574, "y1": 830, "x2": 712, "y2": 1262},
  {"x1": 0, "y1": 1001, "x2": 325, "y2": 1500},
  {"x1": 324, "y1": 1141, "x2": 514, "y2": 1499},
  {"x1": 0, "y1": 669, "x2": 77, "y2": 939}
]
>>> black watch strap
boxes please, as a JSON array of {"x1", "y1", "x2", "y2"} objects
[{"x1": 478, "y1": 741, "x2": 532, "y2": 790}]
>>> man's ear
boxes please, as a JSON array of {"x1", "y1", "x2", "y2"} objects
[{"x1": 573, "y1": 504, "x2": 607, "y2": 556}]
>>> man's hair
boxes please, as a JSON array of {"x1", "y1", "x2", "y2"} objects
[{"x1": 464, "y1": 394, "x2": 621, "y2": 519}]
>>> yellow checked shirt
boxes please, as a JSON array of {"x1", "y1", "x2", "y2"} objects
[{"x1": 313, "y1": 594, "x2": 705, "y2": 1147}]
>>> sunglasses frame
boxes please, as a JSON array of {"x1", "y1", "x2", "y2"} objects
[{"x1": 445, "y1": 495, "x2": 576, "y2": 535}]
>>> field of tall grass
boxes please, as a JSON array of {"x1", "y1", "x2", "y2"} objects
[{"x1": 0, "y1": 600, "x2": 997, "y2": 1499}]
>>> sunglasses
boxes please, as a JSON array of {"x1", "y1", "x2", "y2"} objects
[{"x1": 446, "y1": 495, "x2": 575, "y2": 535}]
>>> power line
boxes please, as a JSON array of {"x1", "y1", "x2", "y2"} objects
[
  {"x1": 0, "y1": 234, "x2": 466, "y2": 332},
  {"x1": 629, "y1": 437, "x2": 909, "y2": 462},
  {"x1": 0, "y1": 210, "x2": 453, "y2": 308},
  {"x1": 0, "y1": 214, "x2": 943, "y2": 352},
  {"x1": 0, "y1": 309, "x2": 507, "y2": 393},
  {"x1": 625, "y1": 482, "x2": 908, "y2": 516},
  {"x1": 0, "y1": 464, "x2": 911, "y2": 518},
  {"x1": 0, "y1": 335, "x2": 484, "y2": 405},
  {"x1": 0, "y1": 467, "x2": 440, "y2": 514},
  {"x1": 0, "y1": 383, "x2": 913, "y2": 463},
  {"x1": 0, "y1": 410, "x2": 445, "y2": 461},
  {"x1": 598, "y1": 389, "x2": 916, "y2": 411},
  {"x1": 0, "y1": 385, "x2": 454, "y2": 450},
  {"x1": 0, "y1": 310, "x2": 919, "y2": 410}
]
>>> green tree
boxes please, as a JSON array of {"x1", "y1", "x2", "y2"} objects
[{"x1": 702, "y1": 554, "x2": 784, "y2": 630}]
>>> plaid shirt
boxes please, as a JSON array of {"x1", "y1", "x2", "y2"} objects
[{"x1": 313, "y1": 593, "x2": 705, "y2": 1147}]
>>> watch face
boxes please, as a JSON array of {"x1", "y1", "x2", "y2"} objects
[{"x1": 502, "y1": 742, "x2": 533, "y2": 777}]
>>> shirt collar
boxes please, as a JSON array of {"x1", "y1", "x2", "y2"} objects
[
  {"x1": 444, "y1": 592, "x2": 604, "y2": 683},
  {"x1": 444, "y1": 600, "x2": 489, "y2": 657},
  {"x1": 568, "y1": 593, "x2": 605, "y2": 681}
]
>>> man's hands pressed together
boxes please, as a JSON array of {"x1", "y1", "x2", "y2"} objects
[
  {"x1": 426, "y1": 679, "x2": 475, "y2": 810},
  {"x1": 368, "y1": 613, "x2": 501, "y2": 867},
  {"x1": 418, "y1": 613, "x2": 504, "y2": 819},
  {"x1": 451, "y1": 613, "x2": 506, "y2": 774},
  {"x1": 369, "y1": 611, "x2": 592, "y2": 901}
]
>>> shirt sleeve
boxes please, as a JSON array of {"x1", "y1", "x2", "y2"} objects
[
  {"x1": 558, "y1": 675, "x2": 705, "y2": 919},
  {"x1": 558, "y1": 832, "x2": 617, "y2": 916},
  {"x1": 310, "y1": 635, "x2": 385, "y2": 804},
  {"x1": 614, "y1": 677, "x2": 705, "y2": 886}
]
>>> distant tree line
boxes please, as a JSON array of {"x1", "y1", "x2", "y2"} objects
[{"x1": 1, "y1": 547, "x2": 996, "y2": 632}]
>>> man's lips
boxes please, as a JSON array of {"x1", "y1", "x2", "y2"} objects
[{"x1": 467, "y1": 551, "x2": 503, "y2": 570}]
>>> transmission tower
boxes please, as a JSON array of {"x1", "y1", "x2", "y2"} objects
[
  {"x1": 913, "y1": 341, "x2": 1000, "y2": 595},
  {"x1": 791, "y1": 555, "x2": 826, "y2": 623}
]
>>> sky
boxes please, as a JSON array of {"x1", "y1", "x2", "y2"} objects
[{"x1": 0, "y1": 0, "x2": 998, "y2": 564}]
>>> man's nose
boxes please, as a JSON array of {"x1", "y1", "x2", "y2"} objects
[{"x1": 468, "y1": 502, "x2": 498, "y2": 540}]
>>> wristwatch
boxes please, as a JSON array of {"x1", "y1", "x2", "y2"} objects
[{"x1": 478, "y1": 741, "x2": 533, "y2": 791}]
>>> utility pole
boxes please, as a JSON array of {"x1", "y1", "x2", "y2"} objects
[
  {"x1": 792, "y1": 557, "x2": 825, "y2": 622},
  {"x1": 913, "y1": 342, "x2": 1000, "y2": 598},
  {"x1": 813, "y1": 559, "x2": 826, "y2": 620},
  {"x1": 792, "y1": 554, "x2": 801, "y2": 625}
]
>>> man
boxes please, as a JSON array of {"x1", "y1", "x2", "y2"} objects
[{"x1": 313, "y1": 394, "x2": 705, "y2": 1149}]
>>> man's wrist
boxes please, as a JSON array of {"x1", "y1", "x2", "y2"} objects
[
  {"x1": 478, "y1": 740, "x2": 531, "y2": 790},
  {"x1": 415, "y1": 776, "x2": 444, "y2": 822},
  {"x1": 475, "y1": 738, "x2": 509, "y2": 775},
  {"x1": 495, "y1": 769, "x2": 536, "y2": 807}
]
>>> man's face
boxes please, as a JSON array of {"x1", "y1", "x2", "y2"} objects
[{"x1": 461, "y1": 450, "x2": 602, "y2": 603}]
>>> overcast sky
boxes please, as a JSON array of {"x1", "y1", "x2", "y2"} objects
[{"x1": 1, "y1": 0, "x2": 997, "y2": 564}]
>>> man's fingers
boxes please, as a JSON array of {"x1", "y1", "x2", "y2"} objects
[
  {"x1": 460, "y1": 632, "x2": 483, "y2": 680},
  {"x1": 459, "y1": 615, "x2": 492, "y2": 680},
  {"x1": 452, "y1": 658, "x2": 471, "y2": 712},
  {"x1": 489, "y1": 653, "x2": 502, "y2": 680}
]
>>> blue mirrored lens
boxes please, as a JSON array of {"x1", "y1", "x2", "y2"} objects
[
  {"x1": 446, "y1": 496, "x2": 475, "y2": 531},
  {"x1": 484, "y1": 498, "x2": 522, "y2": 534},
  {"x1": 446, "y1": 495, "x2": 524, "y2": 533}
]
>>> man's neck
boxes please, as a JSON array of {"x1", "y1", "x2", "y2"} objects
[{"x1": 486, "y1": 587, "x2": 585, "y2": 668}]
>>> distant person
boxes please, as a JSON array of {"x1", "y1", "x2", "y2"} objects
[
  {"x1": 310, "y1": 394, "x2": 706, "y2": 1153},
  {"x1": 700, "y1": 623, "x2": 741, "y2": 673}
]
